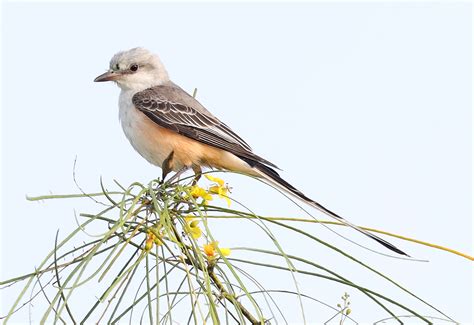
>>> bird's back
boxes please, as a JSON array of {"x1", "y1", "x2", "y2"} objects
[{"x1": 150, "y1": 81, "x2": 218, "y2": 119}]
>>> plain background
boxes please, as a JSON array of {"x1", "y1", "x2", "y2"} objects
[{"x1": 1, "y1": 1, "x2": 472, "y2": 323}]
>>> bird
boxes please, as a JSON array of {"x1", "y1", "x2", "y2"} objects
[{"x1": 94, "y1": 47, "x2": 407, "y2": 256}]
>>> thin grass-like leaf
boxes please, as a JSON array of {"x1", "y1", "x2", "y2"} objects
[{"x1": 3, "y1": 175, "x2": 457, "y2": 324}]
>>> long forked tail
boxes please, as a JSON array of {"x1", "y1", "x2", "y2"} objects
[{"x1": 246, "y1": 161, "x2": 408, "y2": 256}]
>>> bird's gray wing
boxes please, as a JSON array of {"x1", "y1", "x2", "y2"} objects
[{"x1": 132, "y1": 85, "x2": 279, "y2": 169}]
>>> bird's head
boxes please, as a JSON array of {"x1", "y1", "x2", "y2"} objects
[{"x1": 94, "y1": 47, "x2": 169, "y2": 91}]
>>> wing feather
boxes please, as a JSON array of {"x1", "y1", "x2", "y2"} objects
[{"x1": 132, "y1": 86, "x2": 279, "y2": 169}]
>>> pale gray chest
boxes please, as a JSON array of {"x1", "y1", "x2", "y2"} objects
[{"x1": 118, "y1": 91, "x2": 139, "y2": 142}]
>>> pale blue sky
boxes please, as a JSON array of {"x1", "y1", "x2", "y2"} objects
[{"x1": 1, "y1": 2, "x2": 472, "y2": 323}]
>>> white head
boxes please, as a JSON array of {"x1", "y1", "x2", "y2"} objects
[{"x1": 94, "y1": 47, "x2": 169, "y2": 91}]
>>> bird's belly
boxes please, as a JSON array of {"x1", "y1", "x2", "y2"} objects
[{"x1": 120, "y1": 105, "x2": 175, "y2": 167}]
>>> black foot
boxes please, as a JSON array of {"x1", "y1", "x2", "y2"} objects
[
  {"x1": 161, "y1": 151, "x2": 175, "y2": 184},
  {"x1": 192, "y1": 165, "x2": 202, "y2": 186}
]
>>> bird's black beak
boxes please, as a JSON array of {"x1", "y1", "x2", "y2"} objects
[{"x1": 94, "y1": 70, "x2": 121, "y2": 82}]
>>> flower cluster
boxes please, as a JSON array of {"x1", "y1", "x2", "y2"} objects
[
  {"x1": 182, "y1": 216, "x2": 232, "y2": 260},
  {"x1": 144, "y1": 229, "x2": 163, "y2": 251},
  {"x1": 184, "y1": 216, "x2": 202, "y2": 239},
  {"x1": 185, "y1": 174, "x2": 232, "y2": 259},
  {"x1": 143, "y1": 174, "x2": 232, "y2": 259},
  {"x1": 203, "y1": 241, "x2": 231, "y2": 260},
  {"x1": 189, "y1": 186, "x2": 213, "y2": 205},
  {"x1": 205, "y1": 174, "x2": 231, "y2": 207},
  {"x1": 189, "y1": 174, "x2": 231, "y2": 207}
]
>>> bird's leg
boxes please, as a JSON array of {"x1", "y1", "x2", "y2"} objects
[
  {"x1": 166, "y1": 166, "x2": 189, "y2": 184},
  {"x1": 160, "y1": 151, "x2": 174, "y2": 184},
  {"x1": 192, "y1": 165, "x2": 202, "y2": 185}
]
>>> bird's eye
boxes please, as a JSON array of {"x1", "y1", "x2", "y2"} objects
[{"x1": 130, "y1": 64, "x2": 139, "y2": 72}]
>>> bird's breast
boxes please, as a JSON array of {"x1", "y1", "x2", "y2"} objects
[{"x1": 119, "y1": 91, "x2": 174, "y2": 167}]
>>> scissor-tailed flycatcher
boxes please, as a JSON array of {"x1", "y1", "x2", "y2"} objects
[{"x1": 94, "y1": 47, "x2": 407, "y2": 256}]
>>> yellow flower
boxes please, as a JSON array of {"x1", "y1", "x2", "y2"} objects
[
  {"x1": 204, "y1": 174, "x2": 224, "y2": 186},
  {"x1": 184, "y1": 216, "x2": 202, "y2": 239},
  {"x1": 203, "y1": 241, "x2": 231, "y2": 259},
  {"x1": 145, "y1": 231, "x2": 155, "y2": 251},
  {"x1": 145, "y1": 238, "x2": 154, "y2": 251},
  {"x1": 145, "y1": 229, "x2": 163, "y2": 251},
  {"x1": 209, "y1": 185, "x2": 231, "y2": 207},
  {"x1": 205, "y1": 174, "x2": 231, "y2": 207},
  {"x1": 203, "y1": 243, "x2": 215, "y2": 257},
  {"x1": 190, "y1": 185, "x2": 213, "y2": 205},
  {"x1": 153, "y1": 232, "x2": 164, "y2": 245},
  {"x1": 219, "y1": 247, "x2": 231, "y2": 257}
]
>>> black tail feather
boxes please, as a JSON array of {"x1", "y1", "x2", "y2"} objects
[{"x1": 242, "y1": 158, "x2": 408, "y2": 256}]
